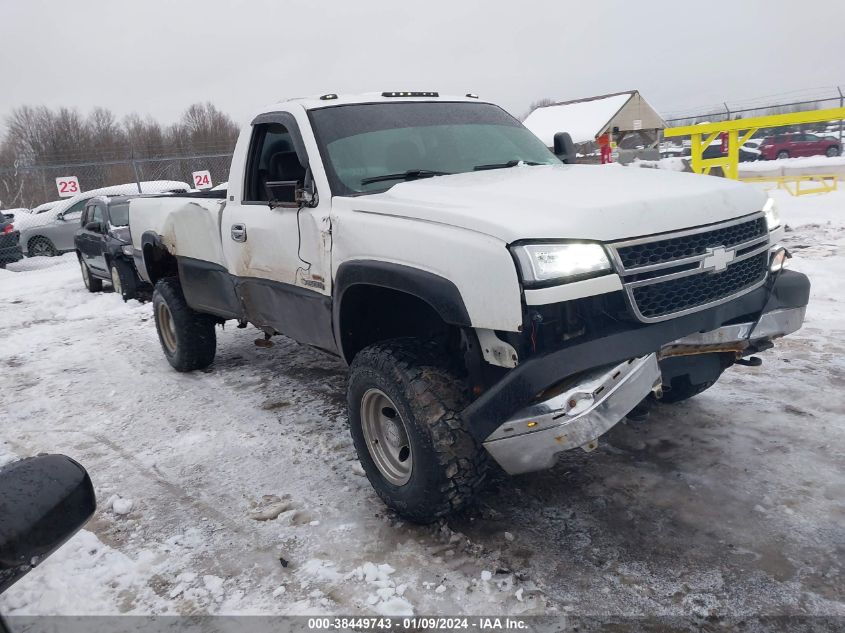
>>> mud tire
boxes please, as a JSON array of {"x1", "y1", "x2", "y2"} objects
[{"x1": 347, "y1": 338, "x2": 489, "y2": 523}]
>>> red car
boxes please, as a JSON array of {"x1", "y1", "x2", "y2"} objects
[{"x1": 759, "y1": 132, "x2": 841, "y2": 160}]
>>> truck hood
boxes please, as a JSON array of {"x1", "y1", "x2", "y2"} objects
[{"x1": 355, "y1": 164, "x2": 767, "y2": 243}]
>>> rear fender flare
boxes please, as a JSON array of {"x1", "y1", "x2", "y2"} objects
[{"x1": 140, "y1": 231, "x2": 175, "y2": 284}]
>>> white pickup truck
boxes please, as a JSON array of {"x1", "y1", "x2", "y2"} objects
[{"x1": 129, "y1": 92, "x2": 810, "y2": 522}]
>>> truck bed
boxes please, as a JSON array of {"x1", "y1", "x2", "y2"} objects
[{"x1": 128, "y1": 196, "x2": 228, "y2": 275}]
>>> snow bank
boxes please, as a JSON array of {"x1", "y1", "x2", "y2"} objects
[
  {"x1": 753, "y1": 187, "x2": 845, "y2": 228},
  {"x1": 629, "y1": 157, "x2": 688, "y2": 172},
  {"x1": 740, "y1": 155, "x2": 845, "y2": 174}
]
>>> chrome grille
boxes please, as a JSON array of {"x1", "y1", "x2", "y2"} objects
[
  {"x1": 616, "y1": 217, "x2": 767, "y2": 269},
  {"x1": 609, "y1": 213, "x2": 770, "y2": 323},
  {"x1": 631, "y1": 253, "x2": 768, "y2": 319}
]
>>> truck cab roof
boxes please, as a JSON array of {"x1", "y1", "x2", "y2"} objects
[{"x1": 264, "y1": 92, "x2": 483, "y2": 113}]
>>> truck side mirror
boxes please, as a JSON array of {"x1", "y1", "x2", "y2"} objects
[
  {"x1": 85, "y1": 221, "x2": 103, "y2": 233},
  {"x1": 0, "y1": 454, "x2": 96, "y2": 594},
  {"x1": 265, "y1": 180, "x2": 300, "y2": 209},
  {"x1": 553, "y1": 132, "x2": 577, "y2": 164},
  {"x1": 266, "y1": 180, "x2": 316, "y2": 209}
]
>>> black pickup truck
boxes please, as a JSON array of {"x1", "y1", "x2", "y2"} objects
[{"x1": 74, "y1": 196, "x2": 149, "y2": 301}]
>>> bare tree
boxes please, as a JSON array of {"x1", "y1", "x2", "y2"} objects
[
  {"x1": 0, "y1": 101, "x2": 239, "y2": 208},
  {"x1": 174, "y1": 102, "x2": 239, "y2": 154},
  {"x1": 522, "y1": 97, "x2": 557, "y2": 121},
  {"x1": 89, "y1": 108, "x2": 126, "y2": 155},
  {"x1": 124, "y1": 113, "x2": 167, "y2": 158}
]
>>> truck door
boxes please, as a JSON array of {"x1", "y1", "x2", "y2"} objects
[
  {"x1": 78, "y1": 202, "x2": 107, "y2": 273},
  {"x1": 220, "y1": 115, "x2": 334, "y2": 352},
  {"x1": 88, "y1": 203, "x2": 108, "y2": 272}
]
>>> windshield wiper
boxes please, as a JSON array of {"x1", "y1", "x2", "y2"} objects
[
  {"x1": 473, "y1": 159, "x2": 542, "y2": 171},
  {"x1": 361, "y1": 169, "x2": 452, "y2": 186}
]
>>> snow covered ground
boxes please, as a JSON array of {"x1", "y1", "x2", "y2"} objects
[{"x1": 1, "y1": 189, "x2": 843, "y2": 618}]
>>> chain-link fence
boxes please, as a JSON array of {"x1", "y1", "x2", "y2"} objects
[
  {"x1": 663, "y1": 87, "x2": 845, "y2": 142},
  {"x1": 0, "y1": 151, "x2": 232, "y2": 277},
  {"x1": 0, "y1": 152, "x2": 232, "y2": 211}
]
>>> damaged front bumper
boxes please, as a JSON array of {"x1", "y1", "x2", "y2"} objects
[
  {"x1": 470, "y1": 271, "x2": 810, "y2": 475},
  {"x1": 661, "y1": 306, "x2": 805, "y2": 357},
  {"x1": 483, "y1": 354, "x2": 661, "y2": 475}
]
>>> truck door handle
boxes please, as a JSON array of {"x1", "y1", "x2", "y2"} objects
[{"x1": 231, "y1": 224, "x2": 247, "y2": 242}]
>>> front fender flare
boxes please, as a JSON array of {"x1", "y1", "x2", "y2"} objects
[{"x1": 333, "y1": 260, "x2": 472, "y2": 360}]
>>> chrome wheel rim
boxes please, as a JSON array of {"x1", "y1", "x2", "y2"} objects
[
  {"x1": 157, "y1": 302, "x2": 178, "y2": 354},
  {"x1": 111, "y1": 267, "x2": 122, "y2": 296},
  {"x1": 360, "y1": 388, "x2": 412, "y2": 485},
  {"x1": 80, "y1": 261, "x2": 90, "y2": 288}
]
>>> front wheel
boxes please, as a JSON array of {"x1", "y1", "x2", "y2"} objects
[
  {"x1": 776, "y1": 150, "x2": 790, "y2": 160},
  {"x1": 347, "y1": 339, "x2": 488, "y2": 523},
  {"x1": 826, "y1": 146, "x2": 840, "y2": 157},
  {"x1": 152, "y1": 278, "x2": 216, "y2": 372}
]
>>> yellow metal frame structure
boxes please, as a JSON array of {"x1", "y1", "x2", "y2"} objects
[
  {"x1": 739, "y1": 174, "x2": 839, "y2": 196},
  {"x1": 664, "y1": 108, "x2": 845, "y2": 180}
]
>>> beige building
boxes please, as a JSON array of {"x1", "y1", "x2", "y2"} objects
[{"x1": 523, "y1": 90, "x2": 666, "y2": 162}]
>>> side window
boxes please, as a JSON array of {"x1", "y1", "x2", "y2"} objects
[
  {"x1": 81, "y1": 205, "x2": 92, "y2": 225},
  {"x1": 91, "y1": 205, "x2": 104, "y2": 224},
  {"x1": 244, "y1": 122, "x2": 306, "y2": 202},
  {"x1": 63, "y1": 199, "x2": 87, "y2": 223},
  {"x1": 803, "y1": 133, "x2": 818, "y2": 142}
]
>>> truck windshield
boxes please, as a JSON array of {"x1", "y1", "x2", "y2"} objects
[{"x1": 309, "y1": 101, "x2": 560, "y2": 195}]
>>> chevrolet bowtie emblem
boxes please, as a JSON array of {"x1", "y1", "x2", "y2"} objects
[{"x1": 702, "y1": 246, "x2": 735, "y2": 272}]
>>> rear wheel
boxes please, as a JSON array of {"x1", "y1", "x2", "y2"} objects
[
  {"x1": 79, "y1": 257, "x2": 103, "y2": 293},
  {"x1": 776, "y1": 150, "x2": 790, "y2": 160},
  {"x1": 152, "y1": 277, "x2": 216, "y2": 372},
  {"x1": 347, "y1": 338, "x2": 488, "y2": 523},
  {"x1": 29, "y1": 237, "x2": 56, "y2": 257},
  {"x1": 826, "y1": 146, "x2": 840, "y2": 157}
]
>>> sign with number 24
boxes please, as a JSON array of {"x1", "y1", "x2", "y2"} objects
[{"x1": 192, "y1": 170, "x2": 213, "y2": 190}]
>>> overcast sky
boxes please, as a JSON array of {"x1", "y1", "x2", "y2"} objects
[{"x1": 2, "y1": 0, "x2": 844, "y2": 127}]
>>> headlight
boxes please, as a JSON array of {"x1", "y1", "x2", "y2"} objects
[
  {"x1": 763, "y1": 197, "x2": 780, "y2": 229},
  {"x1": 122, "y1": 244, "x2": 134, "y2": 256},
  {"x1": 511, "y1": 242, "x2": 612, "y2": 286}
]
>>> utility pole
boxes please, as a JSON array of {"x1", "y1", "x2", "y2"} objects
[
  {"x1": 129, "y1": 144, "x2": 142, "y2": 193},
  {"x1": 838, "y1": 86, "x2": 843, "y2": 145},
  {"x1": 131, "y1": 159, "x2": 142, "y2": 193}
]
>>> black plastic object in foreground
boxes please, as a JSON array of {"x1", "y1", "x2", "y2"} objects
[{"x1": 0, "y1": 454, "x2": 96, "y2": 594}]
